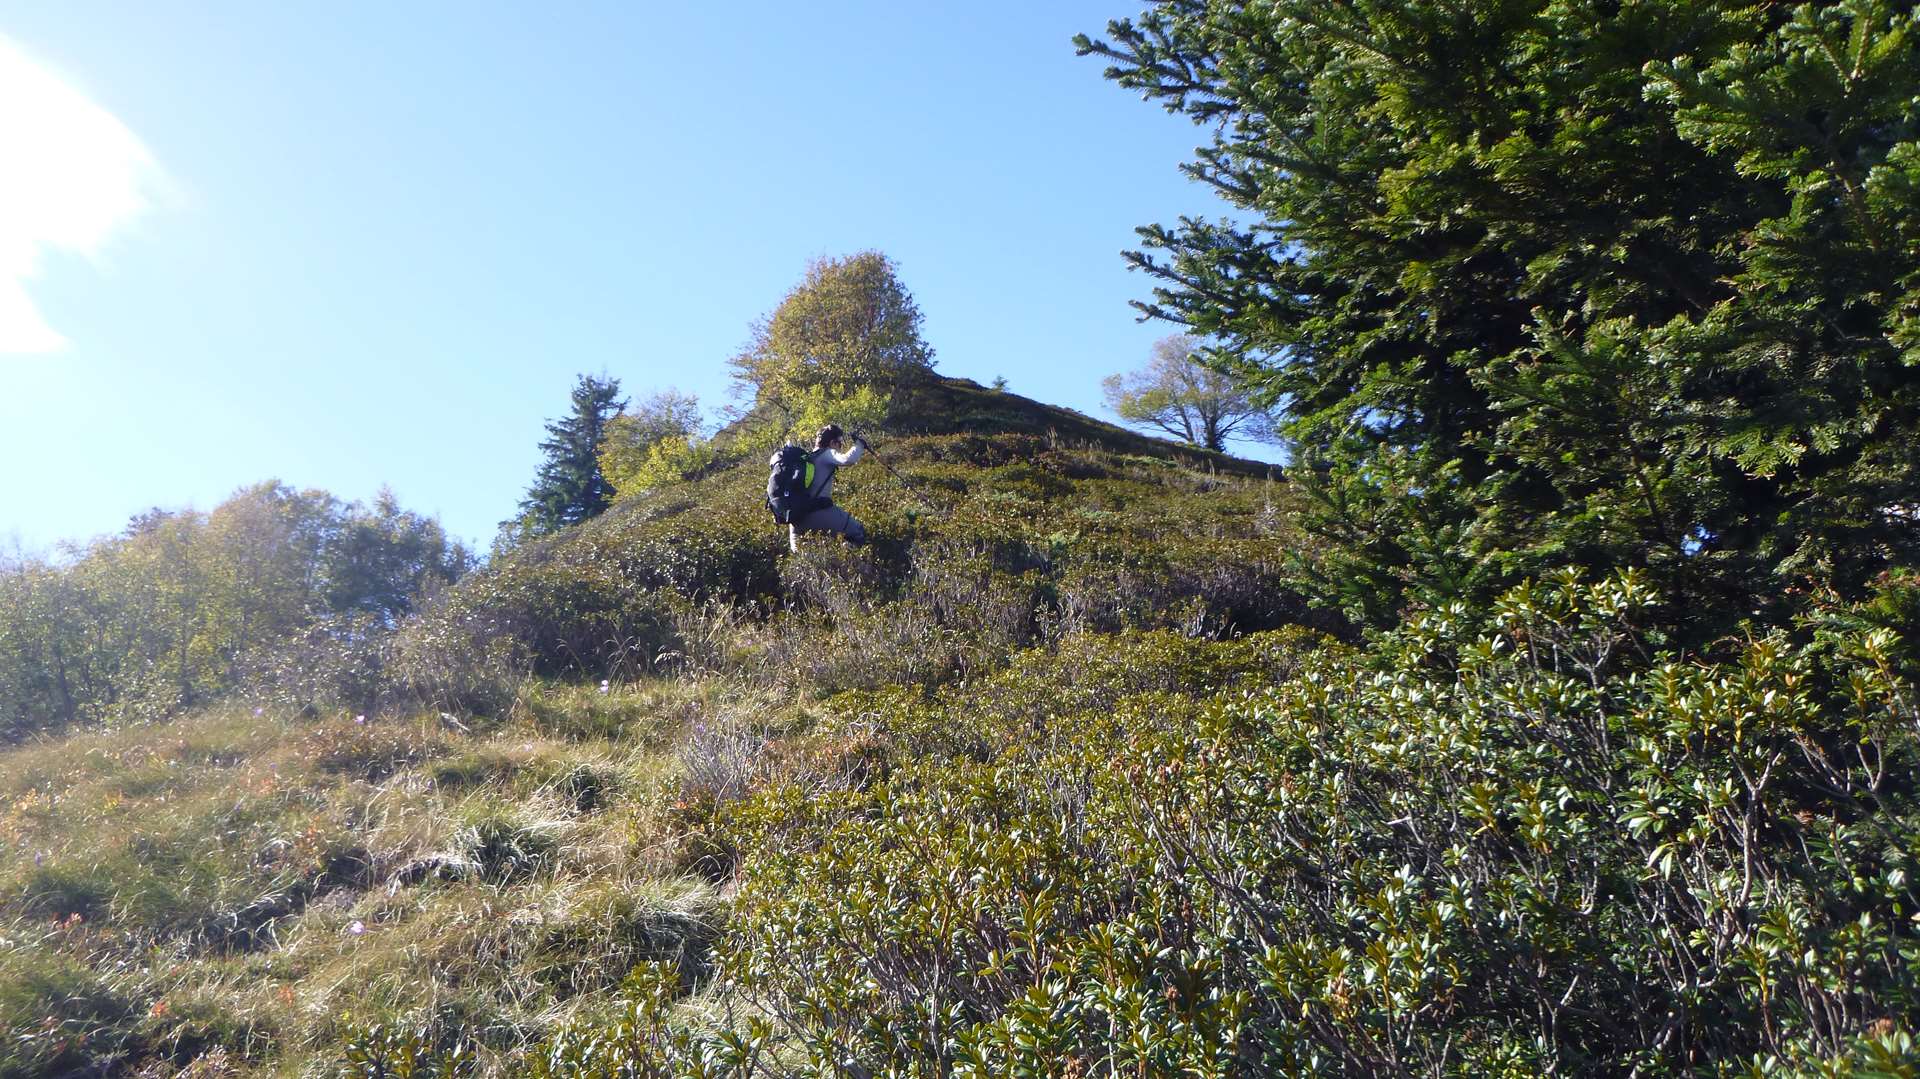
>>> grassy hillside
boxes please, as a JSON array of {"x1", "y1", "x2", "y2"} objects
[
  {"x1": 4, "y1": 380, "x2": 1916, "y2": 1076},
  {"x1": 0, "y1": 398, "x2": 1316, "y2": 1077}
]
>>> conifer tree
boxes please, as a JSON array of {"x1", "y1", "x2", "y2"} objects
[
  {"x1": 1079, "y1": 0, "x2": 1920, "y2": 633},
  {"x1": 515, "y1": 374, "x2": 626, "y2": 537}
]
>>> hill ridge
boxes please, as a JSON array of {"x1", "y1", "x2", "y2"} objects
[{"x1": 715, "y1": 373, "x2": 1279, "y2": 479}]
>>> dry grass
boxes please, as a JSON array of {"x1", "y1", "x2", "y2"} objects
[{"x1": 0, "y1": 680, "x2": 739, "y2": 1077}]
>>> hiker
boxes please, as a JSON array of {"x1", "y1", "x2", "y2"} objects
[{"x1": 772, "y1": 424, "x2": 868, "y2": 550}]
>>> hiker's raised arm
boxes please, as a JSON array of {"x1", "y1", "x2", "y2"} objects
[{"x1": 833, "y1": 438, "x2": 865, "y2": 466}]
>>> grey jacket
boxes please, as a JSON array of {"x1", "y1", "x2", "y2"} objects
[{"x1": 806, "y1": 441, "x2": 865, "y2": 503}]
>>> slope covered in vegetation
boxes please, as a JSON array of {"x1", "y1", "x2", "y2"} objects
[
  {"x1": 7, "y1": 0, "x2": 1920, "y2": 1070},
  {"x1": 4, "y1": 375, "x2": 1915, "y2": 1077},
  {"x1": 0, "y1": 398, "x2": 1317, "y2": 1078}
]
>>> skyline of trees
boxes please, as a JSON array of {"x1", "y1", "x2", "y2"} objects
[{"x1": 0, "y1": 482, "x2": 470, "y2": 739}]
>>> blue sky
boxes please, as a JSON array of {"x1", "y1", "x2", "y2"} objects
[{"x1": 0, "y1": 2, "x2": 1252, "y2": 554}]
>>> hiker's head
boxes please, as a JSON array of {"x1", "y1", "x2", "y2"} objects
[{"x1": 814, "y1": 424, "x2": 844, "y2": 451}]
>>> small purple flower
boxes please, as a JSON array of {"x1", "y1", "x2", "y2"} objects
[
  {"x1": 348, "y1": 920, "x2": 366, "y2": 935},
  {"x1": 354, "y1": 714, "x2": 366, "y2": 725},
  {"x1": 253, "y1": 706, "x2": 265, "y2": 717}
]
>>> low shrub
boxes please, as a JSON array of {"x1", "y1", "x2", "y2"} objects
[
  {"x1": 686, "y1": 574, "x2": 1920, "y2": 1075},
  {"x1": 338, "y1": 1018, "x2": 477, "y2": 1078},
  {"x1": 522, "y1": 963, "x2": 770, "y2": 1079},
  {"x1": 1049, "y1": 541, "x2": 1303, "y2": 638},
  {"x1": 668, "y1": 717, "x2": 772, "y2": 882},
  {"x1": 676, "y1": 721, "x2": 767, "y2": 810},
  {"x1": 242, "y1": 612, "x2": 393, "y2": 716},
  {"x1": 389, "y1": 553, "x2": 680, "y2": 715},
  {"x1": 577, "y1": 508, "x2": 783, "y2": 608}
]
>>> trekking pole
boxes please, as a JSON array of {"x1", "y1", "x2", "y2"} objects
[
  {"x1": 853, "y1": 435, "x2": 940, "y2": 519},
  {"x1": 856, "y1": 437, "x2": 913, "y2": 490}
]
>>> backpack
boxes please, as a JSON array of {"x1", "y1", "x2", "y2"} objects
[{"x1": 766, "y1": 445, "x2": 822, "y2": 524}]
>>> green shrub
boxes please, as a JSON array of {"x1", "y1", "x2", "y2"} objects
[
  {"x1": 388, "y1": 426, "x2": 1299, "y2": 710},
  {"x1": 809, "y1": 625, "x2": 1321, "y2": 765},
  {"x1": 523, "y1": 963, "x2": 769, "y2": 1078},
  {"x1": 691, "y1": 574, "x2": 1920, "y2": 1074},
  {"x1": 390, "y1": 550, "x2": 682, "y2": 713},
  {"x1": 667, "y1": 714, "x2": 774, "y2": 882},
  {"x1": 0, "y1": 420, "x2": 1329, "y2": 1077},
  {"x1": 242, "y1": 612, "x2": 394, "y2": 716},
  {"x1": 338, "y1": 1018, "x2": 476, "y2": 1078},
  {"x1": 603, "y1": 433, "x2": 728, "y2": 501},
  {"x1": 578, "y1": 504, "x2": 783, "y2": 608},
  {"x1": 743, "y1": 540, "x2": 1048, "y2": 692},
  {"x1": 1048, "y1": 540, "x2": 1305, "y2": 639}
]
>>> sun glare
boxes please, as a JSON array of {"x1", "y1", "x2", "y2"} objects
[{"x1": 0, "y1": 35, "x2": 158, "y2": 354}]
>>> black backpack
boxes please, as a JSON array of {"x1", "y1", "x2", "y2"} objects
[{"x1": 766, "y1": 445, "x2": 822, "y2": 524}]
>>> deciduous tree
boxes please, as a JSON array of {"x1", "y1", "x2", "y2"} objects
[
  {"x1": 321, "y1": 487, "x2": 472, "y2": 621},
  {"x1": 730, "y1": 252, "x2": 935, "y2": 411},
  {"x1": 599, "y1": 389, "x2": 703, "y2": 497},
  {"x1": 1103, "y1": 334, "x2": 1277, "y2": 451},
  {"x1": 0, "y1": 485, "x2": 469, "y2": 738}
]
